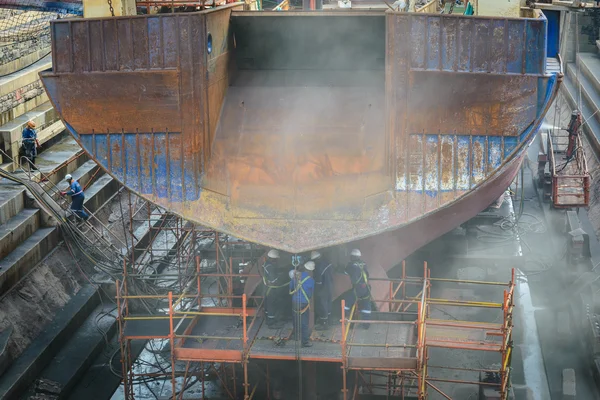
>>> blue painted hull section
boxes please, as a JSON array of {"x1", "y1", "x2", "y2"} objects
[{"x1": 41, "y1": 8, "x2": 561, "y2": 252}]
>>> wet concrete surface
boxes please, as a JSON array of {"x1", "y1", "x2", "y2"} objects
[
  {"x1": 394, "y1": 133, "x2": 600, "y2": 399},
  {"x1": 31, "y1": 136, "x2": 82, "y2": 173}
]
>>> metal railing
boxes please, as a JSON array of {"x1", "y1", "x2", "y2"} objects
[{"x1": 547, "y1": 130, "x2": 590, "y2": 208}]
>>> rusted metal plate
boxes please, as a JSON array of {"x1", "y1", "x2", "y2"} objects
[
  {"x1": 43, "y1": 71, "x2": 181, "y2": 133},
  {"x1": 407, "y1": 13, "x2": 546, "y2": 75},
  {"x1": 42, "y1": 9, "x2": 559, "y2": 255},
  {"x1": 209, "y1": 75, "x2": 387, "y2": 219},
  {"x1": 406, "y1": 72, "x2": 538, "y2": 136}
]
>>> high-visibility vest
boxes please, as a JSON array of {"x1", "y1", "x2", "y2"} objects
[
  {"x1": 262, "y1": 264, "x2": 289, "y2": 295},
  {"x1": 290, "y1": 276, "x2": 311, "y2": 304},
  {"x1": 351, "y1": 262, "x2": 370, "y2": 300}
]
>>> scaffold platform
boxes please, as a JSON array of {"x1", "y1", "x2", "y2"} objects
[
  {"x1": 171, "y1": 315, "x2": 417, "y2": 367},
  {"x1": 116, "y1": 256, "x2": 515, "y2": 400}
]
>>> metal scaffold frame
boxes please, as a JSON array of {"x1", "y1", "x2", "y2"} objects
[
  {"x1": 116, "y1": 223, "x2": 265, "y2": 399},
  {"x1": 115, "y1": 256, "x2": 516, "y2": 400}
]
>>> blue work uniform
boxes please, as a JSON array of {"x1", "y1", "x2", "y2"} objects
[
  {"x1": 344, "y1": 259, "x2": 372, "y2": 320},
  {"x1": 289, "y1": 271, "x2": 314, "y2": 345},
  {"x1": 65, "y1": 180, "x2": 89, "y2": 220},
  {"x1": 314, "y1": 257, "x2": 334, "y2": 327},
  {"x1": 263, "y1": 261, "x2": 289, "y2": 327},
  {"x1": 21, "y1": 127, "x2": 37, "y2": 167}
]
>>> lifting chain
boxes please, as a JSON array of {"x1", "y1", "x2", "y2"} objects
[{"x1": 107, "y1": 0, "x2": 115, "y2": 16}]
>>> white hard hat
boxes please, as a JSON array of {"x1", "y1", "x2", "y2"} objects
[
  {"x1": 267, "y1": 249, "x2": 280, "y2": 259},
  {"x1": 65, "y1": 174, "x2": 72, "y2": 181},
  {"x1": 310, "y1": 251, "x2": 321, "y2": 260},
  {"x1": 304, "y1": 261, "x2": 315, "y2": 271},
  {"x1": 289, "y1": 270, "x2": 295, "y2": 280},
  {"x1": 350, "y1": 249, "x2": 362, "y2": 257}
]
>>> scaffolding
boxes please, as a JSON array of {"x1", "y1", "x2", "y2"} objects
[
  {"x1": 115, "y1": 258, "x2": 515, "y2": 400},
  {"x1": 0, "y1": 149, "x2": 514, "y2": 400},
  {"x1": 541, "y1": 91, "x2": 591, "y2": 209}
]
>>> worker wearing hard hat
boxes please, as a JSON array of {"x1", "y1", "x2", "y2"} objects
[
  {"x1": 21, "y1": 121, "x2": 39, "y2": 170},
  {"x1": 344, "y1": 249, "x2": 371, "y2": 329},
  {"x1": 290, "y1": 261, "x2": 315, "y2": 347},
  {"x1": 60, "y1": 174, "x2": 89, "y2": 221},
  {"x1": 311, "y1": 250, "x2": 334, "y2": 331},
  {"x1": 262, "y1": 249, "x2": 289, "y2": 329}
]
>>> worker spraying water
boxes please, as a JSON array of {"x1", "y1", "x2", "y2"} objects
[{"x1": 564, "y1": 110, "x2": 582, "y2": 160}]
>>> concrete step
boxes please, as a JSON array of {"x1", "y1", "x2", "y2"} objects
[
  {"x1": 561, "y1": 70, "x2": 600, "y2": 155},
  {"x1": 569, "y1": 54, "x2": 600, "y2": 95},
  {"x1": 566, "y1": 62, "x2": 600, "y2": 128},
  {"x1": 52, "y1": 160, "x2": 102, "y2": 209},
  {"x1": 0, "y1": 208, "x2": 39, "y2": 260},
  {"x1": 36, "y1": 140, "x2": 87, "y2": 186},
  {"x1": 0, "y1": 92, "x2": 49, "y2": 130},
  {"x1": 575, "y1": 53, "x2": 600, "y2": 95},
  {"x1": 0, "y1": 185, "x2": 25, "y2": 225},
  {"x1": 0, "y1": 101, "x2": 61, "y2": 160},
  {"x1": 0, "y1": 54, "x2": 51, "y2": 127},
  {"x1": 0, "y1": 12, "x2": 51, "y2": 77},
  {"x1": 23, "y1": 302, "x2": 117, "y2": 400},
  {"x1": 23, "y1": 135, "x2": 88, "y2": 186},
  {"x1": 0, "y1": 285, "x2": 100, "y2": 400},
  {"x1": 0, "y1": 55, "x2": 51, "y2": 128},
  {"x1": 0, "y1": 162, "x2": 14, "y2": 173},
  {"x1": 131, "y1": 208, "x2": 169, "y2": 261},
  {"x1": 0, "y1": 55, "x2": 51, "y2": 99},
  {"x1": 83, "y1": 174, "x2": 118, "y2": 214},
  {"x1": 0, "y1": 45, "x2": 50, "y2": 79},
  {"x1": 66, "y1": 336, "x2": 145, "y2": 400},
  {"x1": 0, "y1": 227, "x2": 58, "y2": 296}
]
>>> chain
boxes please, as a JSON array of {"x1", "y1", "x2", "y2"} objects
[{"x1": 107, "y1": 0, "x2": 115, "y2": 16}]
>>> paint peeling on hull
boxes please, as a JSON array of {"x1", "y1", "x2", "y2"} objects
[{"x1": 40, "y1": 7, "x2": 560, "y2": 252}]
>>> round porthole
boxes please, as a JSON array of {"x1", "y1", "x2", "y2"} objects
[{"x1": 207, "y1": 33, "x2": 213, "y2": 54}]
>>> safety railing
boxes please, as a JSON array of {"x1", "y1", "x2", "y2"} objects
[
  {"x1": 420, "y1": 269, "x2": 515, "y2": 400},
  {"x1": 547, "y1": 130, "x2": 590, "y2": 208},
  {"x1": 339, "y1": 262, "x2": 515, "y2": 400},
  {"x1": 116, "y1": 255, "x2": 515, "y2": 400},
  {"x1": 339, "y1": 263, "x2": 429, "y2": 400},
  {"x1": 0, "y1": 148, "x2": 131, "y2": 271}
]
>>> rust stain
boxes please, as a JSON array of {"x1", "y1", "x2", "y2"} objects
[
  {"x1": 41, "y1": 9, "x2": 556, "y2": 252},
  {"x1": 440, "y1": 136, "x2": 454, "y2": 190},
  {"x1": 472, "y1": 139, "x2": 484, "y2": 185}
]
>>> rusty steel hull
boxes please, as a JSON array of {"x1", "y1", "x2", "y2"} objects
[
  {"x1": 40, "y1": 7, "x2": 560, "y2": 255},
  {"x1": 242, "y1": 141, "x2": 531, "y2": 303}
]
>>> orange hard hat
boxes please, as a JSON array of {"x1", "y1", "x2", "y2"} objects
[{"x1": 27, "y1": 121, "x2": 36, "y2": 128}]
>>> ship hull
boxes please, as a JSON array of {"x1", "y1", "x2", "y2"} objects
[
  {"x1": 244, "y1": 121, "x2": 537, "y2": 302},
  {"x1": 40, "y1": 6, "x2": 560, "y2": 254}
]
